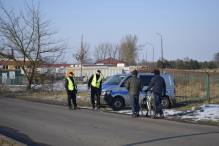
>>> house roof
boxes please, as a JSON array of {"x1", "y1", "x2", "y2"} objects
[
  {"x1": 96, "y1": 57, "x2": 127, "y2": 64},
  {"x1": 39, "y1": 63, "x2": 96, "y2": 68},
  {"x1": 95, "y1": 58, "x2": 127, "y2": 67}
]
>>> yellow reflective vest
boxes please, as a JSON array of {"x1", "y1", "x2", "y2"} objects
[
  {"x1": 67, "y1": 77, "x2": 77, "y2": 91},
  {"x1": 91, "y1": 74, "x2": 102, "y2": 88}
]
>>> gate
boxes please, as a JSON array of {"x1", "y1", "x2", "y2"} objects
[{"x1": 174, "y1": 72, "x2": 210, "y2": 103}]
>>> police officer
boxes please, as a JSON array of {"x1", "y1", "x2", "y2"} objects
[
  {"x1": 65, "y1": 72, "x2": 78, "y2": 110},
  {"x1": 88, "y1": 70, "x2": 102, "y2": 109}
]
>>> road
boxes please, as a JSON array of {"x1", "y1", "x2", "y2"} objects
[{"x1": 0, "y1": 97, "x2": 219, "y2": 146}]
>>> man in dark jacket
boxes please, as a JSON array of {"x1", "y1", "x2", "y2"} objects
[
  {"x1": 88, "y1": 70, "x2": 102, "y2": 109},
  {"x1": 65, "y1": 72, "x2": 78, "y2": 110},
  {"x1": 126, "y1": 70, "x2": 143, "y2": 118},
  {"x1": 145, "y1": 69, "x2": 166, "y2": 118}
]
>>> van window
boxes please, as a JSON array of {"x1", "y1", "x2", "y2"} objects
[
  {"x1": 103, "y1": 75, "x2": 127, "y2": 85},
  {"x1": 120, "y1": 76, "x2": 132, "y2": 87},
  {"x1": 139, "y1": 75, "x2": 154, "y2": 86}
]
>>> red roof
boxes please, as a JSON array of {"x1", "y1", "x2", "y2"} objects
[
  {"x1": 39, "y1": 63, "x2": 96, "y2": 68},
  {"x1": 39, "y1": 64, "x2": 73, "y2": 68},
  {"x1": 95, "y1": 58, "x2": 127, "y2": 67}
]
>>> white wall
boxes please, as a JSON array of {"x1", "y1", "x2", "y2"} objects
[
  {"x1": 117, "y1": 63, "x2": 125, "y2": 67},
  {"x1": 73, "y1": 68, "x2": 124, "y2": 81}
]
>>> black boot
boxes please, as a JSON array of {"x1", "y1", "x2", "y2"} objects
[
  {"x1": 97, "y1": 105, "x2": 100, "y2": 109},
  {"x1": 92, "y1": 105, "x2": 95, "y2": 109},
  {"x1": 74, "y1": 106, "x2": 80, "y2": 110},
  {"x1": 69, "y1": 106, "x2": 73, "y2": 110}
]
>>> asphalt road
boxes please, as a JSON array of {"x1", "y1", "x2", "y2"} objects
[{"x1": 0, "y1": 97, "x2": 219, "y2": 146}]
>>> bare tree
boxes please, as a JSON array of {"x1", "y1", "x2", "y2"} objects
[
  {"x1": 0, "y1": 1, "x2": 67, "y2": 90},
  {"x1": 94, "y1": 42, "x2": 119, "y2": 62},
  {"x1": 113, "y1": 44, "x2": 119, "y2": 59},
  {"x1": 120, "y1": 34, "x2": 139, "y2": 65},
  {"x1": 73, "y1": 42, "x2": 92, "y2": 64},
  {"x1": 214, "y1": 52, "x2": 219, "y2": 68},
  {"x1": 106, "y1": 43, "x2": 113, "y2": 58},
  {"x1": 183, "y1": 56, "x2": 190, "y2": 62},
  {"x1": 93, "y1": 43, "x2": 108, "y2": 62}
]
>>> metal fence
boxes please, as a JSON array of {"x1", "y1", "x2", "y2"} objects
[
  {"x1": 0, "y1": 74, "x2": 22, "y2": 85},
  {"x1": 165, "y1": 69, "x2": 219, "y2": 103}
]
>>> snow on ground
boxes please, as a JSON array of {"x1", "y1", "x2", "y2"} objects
[
  {"x1": 104, "y1": 104, "x2": 219, "y2": 122},
  {"x1": 3, "y1": 84, "x2": 219, "y2": 122},
  {"x1": 3, "y1": 82, "x2": 89, "y2": 92},
  {"x1": 163, "y1": 109, "x2": 184, "y2": 116},
  {"x1": 177, "y1": 104, "x2": 219, "y2": 122}
]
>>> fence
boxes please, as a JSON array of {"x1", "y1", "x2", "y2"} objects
[
  {"x1": 0, "y1": 73, "x2": 22, "y2": 85},
  {"x1": 165, "y1": 69, "x2": 219, "y2": 103}
]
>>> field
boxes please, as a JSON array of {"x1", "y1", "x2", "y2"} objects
[{"x1": 0, "y1": 82, "x2": 92, "y2": 107}]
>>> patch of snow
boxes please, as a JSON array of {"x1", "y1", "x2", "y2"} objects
[
  {"x1": 163, "y1": 109, "x2": 182, "y2": 116},
  {"x1": 106, "y1": 104, "x2": 219, "y2": 122},
  {"x1": 5, "y1": 82, "x2": 89, "y2": 92},
  {"x1": 180, "y1": 104, "x2": 219, "y2": 122}
]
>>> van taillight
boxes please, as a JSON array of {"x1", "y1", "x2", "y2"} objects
[{"x1": 174, "y1": 88, "x2": 176, "y2": 94}]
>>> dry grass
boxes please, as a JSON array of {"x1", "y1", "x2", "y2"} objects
[
  {"x1": 0, "y1": 87, "x2": 92, "y2": 107},
  {"x1": 174, "y1": 79, "x2": 219, "y2": 104},
  {"x1": 0, "y1": 136, "x2": 18, "y2": 146}
]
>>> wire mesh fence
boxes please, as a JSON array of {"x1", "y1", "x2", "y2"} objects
[
  {"x1": 166, "y1": 69, "x2": 219, "y2": 104},
  {"x1": 0, "y1": 73, "x2": 66, "y2": 91}
]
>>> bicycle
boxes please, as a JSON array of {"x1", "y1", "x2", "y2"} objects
[{"x1": 140, "y1": 90, "x2": 157, "y2": 119}]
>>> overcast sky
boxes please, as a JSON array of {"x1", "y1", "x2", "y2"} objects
[{"x1": 3, "y1": 0, "x2": 219, "y2": 63}]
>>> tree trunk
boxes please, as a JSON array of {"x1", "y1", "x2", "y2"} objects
[{"x1": 26, "y1": 78, "x2": 31, "y2": 90}]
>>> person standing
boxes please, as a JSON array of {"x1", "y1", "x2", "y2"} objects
[
  {"x1": 126, "y1": 70, "x2": 143, "y2": 118},
  {"x1": 65, "y1": 72, "x2": 78, "y2": 110},
  {"x1": 145, "y1": 69, "x2": 166, "y2": 118},
  {"x1": 88, "y1": 70, "x2": 102, "y2": 109}
]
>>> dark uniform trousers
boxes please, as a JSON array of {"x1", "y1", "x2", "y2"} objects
[
  {"x1": 91, "y1": 87, "x2": 101, "y2": 106},
  {"x1": 68, "y1": 90, "x2": 77, "y2": 107}
]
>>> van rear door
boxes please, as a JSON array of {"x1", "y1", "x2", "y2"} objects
[{"x1": 139, "y1": 75, "x2": 154, "y2": 102}]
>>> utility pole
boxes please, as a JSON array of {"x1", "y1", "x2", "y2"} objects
[
  {"x1": 146, "y1": 50, "x2": 147, "y2": 66},
  {"x1": 156, "y1": 33, "x2": 163, "y2": 73},
  {"x1": 81, "y1": 35, "x2": 83, "y2": 77},
  {"x1": 146, "y1": 43, "x2": 154, "y2": 68}
]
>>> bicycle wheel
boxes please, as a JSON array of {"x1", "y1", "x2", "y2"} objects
[
  {"x1": 150, "y1": 101, "x2": 156, "y2": 119},
  {"x1": 140, "y1": 98, "x2": 148, "y2": 116}
]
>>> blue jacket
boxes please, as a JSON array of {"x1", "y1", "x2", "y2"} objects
[{"x1": 147, "y1": 75, "x2": 166, "y2": 94}]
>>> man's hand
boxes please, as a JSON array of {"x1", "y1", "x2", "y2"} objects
[
  {"x1": 75, "y1": 90, "x2": 77, "y2": 94},
  {"x1": 145, "y1": 89, "x2": 149, "y2": 94},
  {"x1": 163, "y1": 93, "x2": 166, "y2": 96}
]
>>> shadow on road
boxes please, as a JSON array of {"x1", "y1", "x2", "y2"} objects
[
  {"x1": 123, "y1": 132, "x2": 219, "y2": 146},
  {"x1": 0, "y1": 126, "x2": 51, "y2": 146}
]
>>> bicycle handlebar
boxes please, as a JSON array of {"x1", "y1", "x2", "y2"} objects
[{"x1": 144, "y1": 90, "x2": 154, "y2": 94}]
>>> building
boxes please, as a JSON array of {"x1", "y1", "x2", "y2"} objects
[
  {"x1": 0, "y1": 58, "x2": 39, "y2": 85},
  {"x1": 95, "y1": 58, "x2": 127, "y2": 67}
]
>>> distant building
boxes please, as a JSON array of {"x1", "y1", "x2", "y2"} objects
[
  {"x1": 95, "y1": 58, "x2": 127, "y2": 67},
  {"x1": 0, "y1": 58, "x2": 39, "y2": 74}
]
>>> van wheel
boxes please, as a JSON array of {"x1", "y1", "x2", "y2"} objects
[
  {"x1": 162, "y1": 96, "x2": 170, "y2": 109},
  {"x1": 111, "y1": 97, "x2": 124, "y2": 111}
]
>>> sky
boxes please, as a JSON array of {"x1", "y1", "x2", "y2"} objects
[{"x1": 2, "y1": 0, "x2": 219, "y2": 63}]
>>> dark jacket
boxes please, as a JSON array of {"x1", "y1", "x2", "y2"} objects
[
  {"x1": 126, "y1": 75, "x2": 143, "y2": 96},
  {"x1": 147, "y1": 75, "x2": 166, "y2": 94},
  {"x1": 88, "y1": 74, "x2": 102, "y2": 91},
  {"x1": 65, "y1": 77, "x2": 77, "y2": 92}
]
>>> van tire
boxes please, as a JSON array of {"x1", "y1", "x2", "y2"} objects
[
  {"x1": 111, "y1": 97, "x2": 124, "y2": 111},
  {"x1": 162, "y1": 96, "x2": 170, "y2": 109}
]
